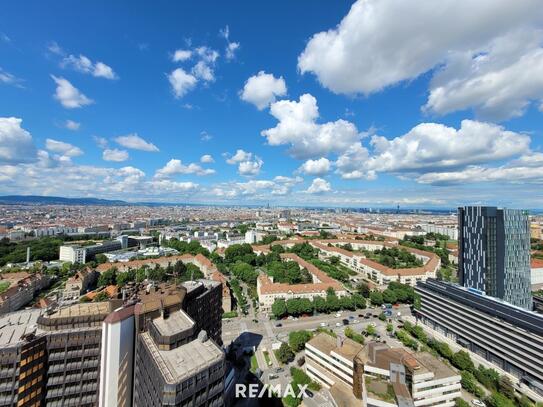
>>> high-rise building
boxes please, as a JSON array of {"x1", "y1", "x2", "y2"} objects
[{"x1": 458, "y1": 206, "x2": 532, "y2": 309}]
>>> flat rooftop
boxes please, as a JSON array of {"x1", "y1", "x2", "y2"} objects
[
  {"x1": 413, "y1": 352, "x2": 458, "y2": 380},
  {"x1": 152, "y1": 309, "x2": 194, "y2": 336},
  {"x1": 0, "y1": 309, "x2": 42, "y2": 347},
  {"x1": 307, "y1": 333, "x2": 363, "y2": 362},
  {"x1": 47, "y1": 301, "x2": 112, "y2": 319},
  {"x1": 140, "y1": 331, "x2": 223, "y2": 384}
]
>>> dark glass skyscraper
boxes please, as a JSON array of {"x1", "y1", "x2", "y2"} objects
[{"x1": 458, "y1": 206, "x2": 532, "y2": 309}]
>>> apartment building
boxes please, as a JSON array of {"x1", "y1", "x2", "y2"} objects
[
  {"x1": 256, "y1": 253, "x2": 347, "y2": 313},
  {"x1": 311, "y1": 240, "x2": 440, "y2": 287},
  {"x1": 0, "y1": 272, "x2": 50, "y2": 315},
  {"x1": 458, "y1": 206, "x2": 532, "y2": 309},
  {"x1": 415, "y1": 279, "x2": 543, "y2": 398}
]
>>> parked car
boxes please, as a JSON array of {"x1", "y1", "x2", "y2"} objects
[
  {"x1": 269, "y1": 374, "x2": 279, "y2": 380},
  {"x1": 471, "y1": 400, "x2": 485, "y2": 407},
  {"x1": 320, "y1": 322, "x2": 329, "y2": 327},
  {"x1": 335, "y1": 322, "x2": 342, "y2": 327},
  {"x1": 304, "y1": 390, "x2": 314, "y2": 398},
  {"x1": 348, "y1": 315, "x2": 354, "y2": 320},
  {"x1": 275, "y1": 323, "x2": 282, "y2": 327},
  {"x1": 342, "y1": 319, "x2": 349, "y2": 325}
]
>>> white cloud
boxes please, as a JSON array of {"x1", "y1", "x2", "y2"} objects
[
  {"x1": 64, "y1": 120, "x2": 80, "y2": 131},
  {"x1": 240, "y1": 71, "x2": 287, "y2": 110},
  {"x1": 51, "y1": 76, "x2": 94, "y2": 109},
  {"x1": 155, "y1": 159, "x2": 215, "y2": 177},
  {"x1": 45, "y1": 139, "x2": 83, "y2": 158},
  {"x1": 0, "y1": 67, "x2": 23, "y2": 87},
  {"x1": 220, "y1": 25, "x2": 240, "y2": 60},
  {"x1": 225, "y1": 149, "x2": 263, "y2": 176},
  {"x1": 424, "y1": 29, "x2": 543, "y2": 120},
  {"x1": 168, "y1": 68, "x2": 197, "y2": 98},
  {"x1": 114, "y1": 133, "x2": 159, "y2": 152},
  {"x1": 365, "y1": 120, "x2": 530, "y2": 173},
  {"x1": 103, "y1": 148, "x2": 129, "y2": 162},
  {"x1": 192, "y1": 61, "x2": 215, "y2": 82},
  {"x1": 172, "y1": 49, "x2": 192, "y2": 62},
  {"x1": 93, "y1": 136, "x2": 109, "y2": 149},
  {"x1": 262, "y1": 94, "x2": 360, "y2": 159},
  {"x1": 200, "y1": 131, "x2": 213, "y2": 141},
  {"x1": 200, "y1": 154, "x2": 214, "y2": 163},
  {"x1": 149, "y1": 179, "x2": 199, "y2": 193},
  {"x1": 195, "y1": 46, "x2": 219, "y2": 64},
  {"x1": 305, "y1": 178, "x2": 331, "y2": 194},
  {"x1": 298, "y1": 0, "x2": 543, "y2": 118},
  {"x1": 60, "y1": 53, "x2": 117, "y2": 79},
  {"x1": 334, "y1": 143, "x2": 374, "y2": 180},
  {"x1": 0, "y1": 117, "x2": 37, "y2": 164},
  {"x1": 298, "y1": 157, "x2": 330, "y2": 176}
]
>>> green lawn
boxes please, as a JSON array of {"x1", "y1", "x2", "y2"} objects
[
  {"x1": 0, "y1": 281, "x2": 10, "y2": 294},
  {"x1": 250, "y1": 354, "x2": 258, "y2": 372},
  {"x1": 263, "y1": 350, "x2": 271, "y2": 366}
]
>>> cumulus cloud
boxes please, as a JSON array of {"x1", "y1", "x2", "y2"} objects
[
  {"x1": 168, "y1": 68, "x2": 197, "y2": 98},
  {"x1": 200, "y1": 154, "x2": 214, "y2": 163},
  {"x1": 93, "y1": 136, "x2": 109, "y2": 149},
  {"x1": 155, "y1": 159, "x2": 215, "y2": 177},
  {"x1": 103, "y1": 148, "x2": 129, "y2": 162},
  {"x1": 52, "y1": 76, "x2": 94, "y2": 109},
  {"x1": 225, "y1": 149, "x2": 263, "y2": 176},
  {"x1": 45, "y1": 139, "x2": 83, "y2": 158},
  {"x1": 305, "y1": 178, "x2": 331, "y2": 194},
  {"x1": 261, "y1": 94, "x2": 360, "y2": 159},
  {"x1": 64, "y1": 120, "x2": 80, "y2": 131},
  {"x1": 364, "y1": 120, "x2": 530, "y2": 173},
  {"x1": 0, "y1": 117, "x2": 37, "y2": 164},
  {"x1": 298, "y1": 157, "x2": 330, "y2": 176},
  {"x1": 192, "y1": 61, "x2": 215, "y2": 82},
  {"x1": 298, "y1": 0, "x2": 543, "y2": 119},
  {"x1": 240, "y1": 71, "x2": 287, "y2": 110},
  {"x1": 114, "y1": 133, "x2": 159, "y2": 152}
]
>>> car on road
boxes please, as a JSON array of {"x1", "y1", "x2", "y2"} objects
[
  {"x1": 348, "y1": 315, "x2": 354, "y2": 320},
  {"x1": 358, "y1": 313, "x2": 364, "y2": 317},
  {"x1": 353, "y1": 319, "x2": 359, "y2": 323},
  {"x1": 252, "y1": 319, "x2": 259, "y2": 323},
  {"x1": 335, "y1": 313, "x2": 342, "y2": 318},
  {"x1": 320, "y1": 322, "x2": 329, "y2": 327},
  {"x1": 275, "y1": 367, "x2": 284, "y2": 373},
  {"x1": 342, "y1": 319, "x2": 349, "y2": 325},
  {"x1": 471, "y1": 400, "x2": 485, "y2": 407},
  {"x1": 335, "y1": 322, "x2": 342, "y2": 327},
  {"x1": 304, "y1": 390, "x2": 314, "y2": 398},
  {"x1": 275, "y1": 323, "x2": 282, "y2": 327},
  {"x1": 269, "y1": 374, "x2": 279, "y2": 380}
]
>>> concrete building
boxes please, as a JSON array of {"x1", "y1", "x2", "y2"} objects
[
  {"x1": 458, "y1": 206, "x2": 532, "y2": 309},
  {"x1": 304, "y1": 333, "x2": 461, "y2": 407},
  {"x1": 59, "y1": 239, "x2": 123, "y2": 264},
  {"x1": 532, "y1": 258, "x2": 543, "y2": 288},
  {"x1": 415, "y1": 279, "x2": 543, "y2": 398}
]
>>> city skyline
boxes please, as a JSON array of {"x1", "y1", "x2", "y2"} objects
[{"x1": 2, "y1": 0, "x2": 543, "y2": 208}]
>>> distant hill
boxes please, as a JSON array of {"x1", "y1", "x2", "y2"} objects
[{"x1": 0, "y1": 195, "x2": 128, "y2": 206}]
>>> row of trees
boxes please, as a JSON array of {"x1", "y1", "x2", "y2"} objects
[
  {"x1": 267, "y1": 260, "x2": 312, "y2": 284},
  {"x1": 401, "y1": 235, "x2": 451, "y2": 267},
  {"x1": 401, "y1": 321, "x2": 534, "y2": 407},
  {"x1": 271, "y1": 288, "x2": 366, "y2": 318}
]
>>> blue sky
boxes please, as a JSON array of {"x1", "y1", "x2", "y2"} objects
[{"x1": 1, "y1": 0, "x2": 543, "y2": 208}]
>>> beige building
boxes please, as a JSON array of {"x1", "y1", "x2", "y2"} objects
[{"x1": 256, "y1": 253, "x2": 347, "y2": 313}]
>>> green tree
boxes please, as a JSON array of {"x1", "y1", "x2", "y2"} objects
[
  {"x1": 386, "y1": 323, "x2": 393, "y2": 333},
  {"x1": 276, "y1": 343, "x2": 295, "y2": 364},
  {"x1": 382, "y1": 288, "x2": 398, "y2": 304},
  {"x1": 486, "y1": 392, "x2": 516, "y2": 407},
  {"x1": 351, "y1": 293, "x2": 366, "y2": 309},
  {"x1": 366, "y1": 325, "x2": 377, "y2": 337},
  {"x1": 95, "y1": 254, "x2": 108, "y2": 264},
  {"x1": 357, "y1": 282, "x2": 371, "y2": 298},
  {"x1": 272, "y1": 299, "x2": 287, "y2": 319},
  {"x1": 452, "y1": 351, "x2": 475, "y2": 373},
  {"x1": 460, "y1": 371, "x2": 485, "y2": 398},
  {"x1": 378, "y1": 312, "x2": 387, "y2": 321},
  {"x1": 313, "y1": 296, "x2": 328, "y2": 313},
  {"x1": 98, "y1": 268, "x2": 117, "y2": 287},
  {"x1": 498, "y1": 376, "x2": 515, "y2": 400},
  {"x1": 369, "y1": 291, "x2": 383, "y2": 306},
  {"x1": 455, "y1": 398, "x2": 470, "y2": 407},
  {"x1": 289, "y1": 330, "x2": 313, "y2": 353},
  {"x1": 116, "y1": 270, "x2": 135, "y2": 287}
]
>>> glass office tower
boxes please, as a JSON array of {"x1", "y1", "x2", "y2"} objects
[{"x1": 458, "y1": 206, "x2": 532, "y2": 309}]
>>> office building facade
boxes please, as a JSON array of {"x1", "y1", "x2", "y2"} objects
[
  {"x1": 415, "y1": 279, "x2": 543, "y2": 397},
  {"x1": 458, "y1": 206, "x2": 532, "y2": 309}
]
